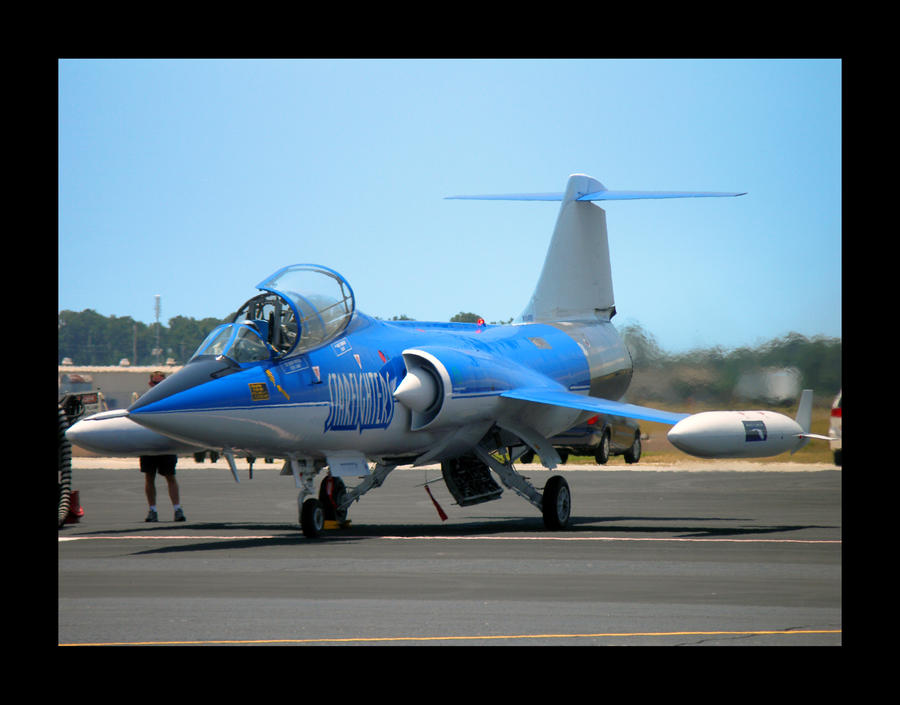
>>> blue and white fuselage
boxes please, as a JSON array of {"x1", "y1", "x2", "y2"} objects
[{"x1": 126, "y1": 309, "x2": 636, "y2": 464}]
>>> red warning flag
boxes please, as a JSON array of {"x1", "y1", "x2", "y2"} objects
[{"x1": 425, "y1": 484, "x2": 448, "y2": 521}]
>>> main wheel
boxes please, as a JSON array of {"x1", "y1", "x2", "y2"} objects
[
  {"x1": 542, "y1": 475, "x2": 571, "y2": 530},
  {"x1": 595, "y1": 430, "x2": 611, "y2": 465},
  {"x1": 624, "y1": 433, "x2": 642, "y2": 464},
  {"x1": 301, "y1": 497, "x2": 325, "y2": 538}
]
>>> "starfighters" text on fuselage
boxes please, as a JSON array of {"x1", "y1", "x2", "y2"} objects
[{"x1": 324, "y1": 371, "x2": 395, "y2": 433}]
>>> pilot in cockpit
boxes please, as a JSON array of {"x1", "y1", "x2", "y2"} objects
[{"x1": 229, "y1": 320, "x2": 277, "y2": 363}]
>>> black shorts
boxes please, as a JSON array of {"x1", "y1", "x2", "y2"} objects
[{"x1": 140, "y1": 455, "x2": 177, "y2": 476}]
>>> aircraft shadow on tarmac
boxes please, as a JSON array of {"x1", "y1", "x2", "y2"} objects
[{"x1": 71, "y1": 515, "x2": 834, "y2": 555}]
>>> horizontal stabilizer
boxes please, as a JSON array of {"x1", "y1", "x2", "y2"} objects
[
  {"x1": 446, "y1": 192, "x2": 567, "y2": 201},
  {"x1": 796, "y1": 433, "x2": 832, "y2": 441},
  {"x1": 501, "y1": 387, "x2": 690, "y2": 426},
  {"x1": 577, "y1": 190, "x2": 746, "y2": 201},
  {"x1": 446, "y1": 190, "x2": 745, "y2": 202}
]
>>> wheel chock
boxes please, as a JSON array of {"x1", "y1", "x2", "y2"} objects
[{"x1": 323, "y1": 519, "x2": 352, "y2": 530}]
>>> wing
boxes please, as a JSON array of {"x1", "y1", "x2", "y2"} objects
[{"x1": 500, "y1": 387, "x2": 689, "y2": 426}]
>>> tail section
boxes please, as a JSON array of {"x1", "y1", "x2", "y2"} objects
[
  {"x1": 447, "y1": 174, "x2": 745, "y2": 324},
  {"x1": 521, "y1": 175, "x2": 614, "y2": 323}
]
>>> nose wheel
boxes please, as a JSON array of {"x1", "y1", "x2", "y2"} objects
[
  {"x1": 301, "y1": 497, "x2": 325, "y2": 538},
  {"x1": 300, "y1": 475, "x2": 349, "y2": 538}
]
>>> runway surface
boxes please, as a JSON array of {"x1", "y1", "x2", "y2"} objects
[{"x1": 58, "y1": 458, "x2": 841, "y2": 646}]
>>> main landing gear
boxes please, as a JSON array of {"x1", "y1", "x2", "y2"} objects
[{"x1": 470, "y1": 446, "x2": 572, "y2": 530}]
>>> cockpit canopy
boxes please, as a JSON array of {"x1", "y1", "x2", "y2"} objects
[{"x1": 190, "y1": 264, "x2": 355, "y2": 364}]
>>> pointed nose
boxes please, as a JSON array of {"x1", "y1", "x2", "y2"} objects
[
  {"x1": 129, "y1": 357, "x2": 240, "y2": 414},
  {"x1": 125, "y1": 358, "x2": 291, "y2": 451}
]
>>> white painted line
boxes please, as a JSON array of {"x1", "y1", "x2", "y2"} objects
[
  {"x1": 59, "y1": 534, "x2": 840, "y2": 544},
  {"x1": 384, "y1": 536, "x2": 841, "y2": 544}
]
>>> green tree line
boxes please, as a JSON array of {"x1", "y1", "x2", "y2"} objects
[
  {"x1": 58, "y1": 310, "x2": 227, "y2": 366},
  {"x1": 58, "y1": 311, "x2": 840, "y2": 406},
  {"x1": 619, "y1": 323, "x2": 841, "y2": 405},
  {"x1": 59, "y1": 309, "x2": 503, "y2": 365}
]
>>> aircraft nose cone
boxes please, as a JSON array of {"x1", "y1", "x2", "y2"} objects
[
  {"x1": 129, "y1": 357, "x2": 239, "y2": 414},
  {"x1": 125, "y1": 359, "x2": 292, "y2": 452}
]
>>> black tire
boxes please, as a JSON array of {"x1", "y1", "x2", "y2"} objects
[
  {"x1": 624, "y1": 434, "x2": 642, "y2": 464},
  {"x1": 833, "y1": 449, "x2": 842, "y2": 467},
  {"x1": 520, "y1": 449, "x2": 534, "y2": 464},
  {"x1": 301, "y1": 498, "x2": 325, "y2": 538},
  {"x1": 318, "y1": 476, "x2": 348, "y2": 522},
  {"x1": 58, "y1": 406, "x2": 72, "y2": 529},
  {"x1": 542, "y1": 475, "x2": 571, "y2": 530},
  {"x1": 595, "y1": 430, "x2": 611, "y2": 465},
  {"x1": 557, "y1": 450, "x2": 569, "y2": 465}
]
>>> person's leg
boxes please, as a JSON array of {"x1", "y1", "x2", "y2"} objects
[
  {"x1": 164, "y1": 474, "x2": 180, "y2": 506},
  {"x1": 144, "y1": 472, "x2": 157, "y2": 506},
  {"x1": 140, "y1": 457, "x2": 159, "y2": 521},
  {"x1": 159, "y1": 456, "x2": 184, "y2": 520}
]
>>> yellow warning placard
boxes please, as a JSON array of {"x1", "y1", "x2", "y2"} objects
[{"x1": 249, "y1": 383, "x2": 269, "y2": 401}]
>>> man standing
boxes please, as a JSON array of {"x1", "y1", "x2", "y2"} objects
[{"x1": 140, "y1": 371, "x2": 186, "y2": 522}]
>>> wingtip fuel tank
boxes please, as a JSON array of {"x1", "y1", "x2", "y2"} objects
[
  {"x1": 666, "y1": 390, "x2": 825, "y2": 459},
  {"x1": 65, "y1": 409, "x2": 206, "y2": 457}
]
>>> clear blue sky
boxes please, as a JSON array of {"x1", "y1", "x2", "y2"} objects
[{"x1": 58, "y1": 59, "x2": 841, "y2": 353}]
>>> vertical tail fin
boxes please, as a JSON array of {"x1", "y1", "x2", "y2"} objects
[
  {"x1": 795, "y1": 389, "x2": 814, "y2": 433},
  {"x1": 519, "y1": 175, "x2": 614, "y2": 323},
  {"x1": 791, "y1": 389, "x2": 814, "y2": 454}
]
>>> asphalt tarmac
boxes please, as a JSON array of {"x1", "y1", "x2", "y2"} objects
[{"x1": 58, "y1": 458, "x2": 842, "y2": 646}]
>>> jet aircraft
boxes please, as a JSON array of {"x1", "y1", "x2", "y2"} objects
[{"x1": 66, "y1": 174, "x2": 829, "y2": 537}]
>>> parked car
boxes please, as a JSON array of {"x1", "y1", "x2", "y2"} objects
[
  {"x1": 519, "y1": 414, "x2": 642, "y2": 465},
  {"x1": 829, "y1": 390, "x2": 841, "y2": 466}
]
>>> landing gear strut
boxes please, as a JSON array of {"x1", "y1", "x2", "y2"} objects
[
  {"x1": 473, "y1": 444, "x2": 571, "y2": 530},
  {"x1": 286, "y1": 456, "x2": 326, "y2": 538},
  {"x1": 287, "y1": 456, "x2": 397, "y2": 538}
]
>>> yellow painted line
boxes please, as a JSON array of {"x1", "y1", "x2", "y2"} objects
[{"x1": 59, "y1": 629, "x2": 841, "y2": 646}]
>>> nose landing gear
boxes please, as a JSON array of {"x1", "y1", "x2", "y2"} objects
[{"x1": 297, "y1": 477, "x2": 348, "y2": 539}]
